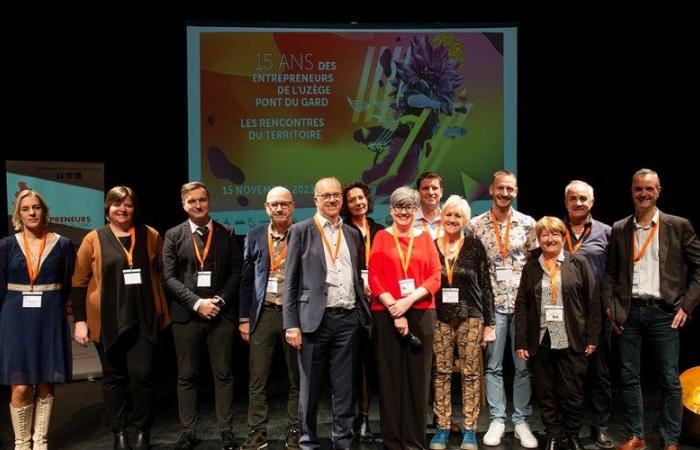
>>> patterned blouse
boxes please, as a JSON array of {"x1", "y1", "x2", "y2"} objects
[{"x1": 538, "y1": 251, "x2": 569, "y2": 349}]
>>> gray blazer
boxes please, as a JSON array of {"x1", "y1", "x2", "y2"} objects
[
  {"x1": 282, "y1": 217, "x2": 372, "y2": 334},
  {"x1": 601, "y1": 211, "x2": 700, "y2": 323}
]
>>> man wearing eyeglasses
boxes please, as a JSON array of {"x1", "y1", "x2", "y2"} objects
[
  {"x1": 283, "y1": 177, "x2": 372, "y2": 450},
  {"x1": 239, "y1": 187, "x2": 300, "y2": 450}
]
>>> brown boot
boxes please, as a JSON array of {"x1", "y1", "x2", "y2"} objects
[
  {"x1": 32, "y1": 396, "x2": 55, "y2": 450},
  {"x1": 10, "y1": 403, "x2": 34, "y2": 450}
]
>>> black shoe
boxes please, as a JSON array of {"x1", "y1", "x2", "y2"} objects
[
  {"x1": 241, "y1": 428, "x2": 268, "y2": 450},
  {"x1": 567, "y1": 435, "x2": 584, "y2": 450},
  {"x1": 358, "y1": 413, "x2": 373, "y2": 441},
  {"x1": 174, "y1": 432, "x2": 198, "y2": 450},
  {"x1": 114, "y1": 430, "x2": 132, "y2": 450},
  {"x1": 285, "y1": 427, "x2": 300, "y2": 450},
  {"x1": 133, "y1": 430, "x2": 150, "y2": 450},
  {"x1": 222, "y1": 431, "x2": 236, "y2": 450},
  {"x1": 545, "y1": 435, "x2": 560, "y2": 450},
  {"x1": 592, "y1": 429, "x2": 614, "y2": 449}
]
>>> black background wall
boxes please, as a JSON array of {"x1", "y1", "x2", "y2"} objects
[{"x1": 3, "y1": 6, "x2": 698, "y2": 368}]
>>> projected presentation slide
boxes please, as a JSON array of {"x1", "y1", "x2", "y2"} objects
[{"x1": 187, "y1": 27, "x2": 517, "y2": 234}]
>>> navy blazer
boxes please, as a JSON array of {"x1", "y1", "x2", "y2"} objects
[
  {"x1": 601, "y1": 211, "x2": 700, "y2": 323},
  {"x1": 282, "y1": 217, "x2": 372, "y2": 334},
  {"x1": 239, "y1": 223, "x2": 281, "y2": 334},
  {"x1": 514, "y1": 251, "x2": 600, "y2": 355},
  {"x1": 162, "y1": 220, "x2": 242, "y2": 324}
]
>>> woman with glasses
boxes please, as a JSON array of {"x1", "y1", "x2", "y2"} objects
[
  {"x1": 341, "y1": 181, "x2": 383, "y2": 441},
  {"x1": 368, "y1": 186, "x2": 441, "y2": 450},
  {"x1": 1, "y1": 190, "x2": 75, "y2": 450},
  {"x1": 429, "y1": 195, "x2": 495, "y2": 450}
]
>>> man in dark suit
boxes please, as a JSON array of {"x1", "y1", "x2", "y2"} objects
[
  {"x1": 163, "y1": 182, "x2": 242, "y2": 450},
  {"x1": 601, "y1": 169, "x2": 700, "y2": 450},
  {"x1": 283, "y1": 177, "x2": 372, "y2": 450},
  {"x1": 239, "y1": 186, "x2": 300, "y2": 450}
]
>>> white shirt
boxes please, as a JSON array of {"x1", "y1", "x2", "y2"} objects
[
  {"x1": 632, "y1": 209, "x2": 661, "y2": 299},
  {"x1": 315, "y1": 213, "x2": 356, "y2": 309}
]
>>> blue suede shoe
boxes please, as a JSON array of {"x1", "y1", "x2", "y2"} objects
[
  {"x1": 430, "y1": 428, "x2": 450, "y2": 450},
  {"x1": 461, "y1": 429, "x2": 478, "y2": 450}
]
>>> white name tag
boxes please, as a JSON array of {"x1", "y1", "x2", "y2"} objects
[
  {"x1": 361, "y1": 270, "x2": 369, "y2": 287},
  {"x1": 197, "y1": 271, "x2": 212, "y2": 287},
  {"x1": 442, "y1": 288, "x2": 459, "y2": 304},
  {"x1": 399, "y1": 278, "x2": 416, "y2": 297},
  {"x1": 267, "y1": 277, "x2": 278, "y2": 294},
  {"x1": 123, "y1": 268, "x2": 142, "y2": 285},
  {"x1": 22, "y1": 291, "x2": 42, "y2": 308},
  {"x1": 495, "y1": 267, "x2": 513, "y2": 282},
  {"x1": 545, "y1": 306, "x2": 564, "y2": 322},
  {"x1": 326, "y1": 267, "x2": 341, "y2": 287}
]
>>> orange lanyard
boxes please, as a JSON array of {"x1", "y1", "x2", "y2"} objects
[
  {"x1": 565, "y1": 224, "x2": 591, "y2": 254},
  {"x1": 543, "y1": 258, "x2": 560, "y2": 302},
  {"x1": 361, "y1": 222, "x2": 371, "y2": 267},
  {"x1": 632, "y1": 220, "x2": 659, "y2": 263},
  {"x1": 268, "y1": 227, "x2": 288, "y2": 273},
  {"x1": 422, "y1": 220, "x2": 442, "y2": 238},
  {"x1": 392, "y1": 224, "x2": 415, "y2": 279},
  {"x1": 314, "y1": 217, "x2": 342, "y2": 265},
  {"x1": 441, "y1": 236, "x2": 464, "y2": 286},
  {"x1": 192, "y1": 226, "x2": 213, "y2": 271},
  {"x1": 490, "y1": 209, "x2": 511, "y2": 260},
  {"x1": 111, "y1": 226, "x2": 136, "y2": 268},
  {"x1": 22, "y1": 231, "x2": 47, "y2": 288}
]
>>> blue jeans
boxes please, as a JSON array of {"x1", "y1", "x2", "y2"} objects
[
  {"x1": 618, "y1": 301, "x2": 681, "y2": 445},
  {"x1": 484, "y1": 312, "x2": 532, "y2": 424}
]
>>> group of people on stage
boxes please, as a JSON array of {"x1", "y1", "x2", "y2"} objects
[{"x1": 1, "y1": 168, "x2": 697, "y2": 450}]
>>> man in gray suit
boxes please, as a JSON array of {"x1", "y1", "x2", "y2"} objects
[
  {"x1": 283, "y1": 177, "x2": 372, "y2": 450},
  {"x1": 602, "y1": 168, "x2": 700, "y2": 450}
]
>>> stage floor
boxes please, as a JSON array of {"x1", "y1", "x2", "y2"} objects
[{"x1": 1, "y1": 376, "x2": 698, "y2": 450}]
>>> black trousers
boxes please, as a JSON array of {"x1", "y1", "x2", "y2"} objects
[
  {"x1": 586, "y1": 316, "x2": 612, "y2": 429},
  {"x1": 298, "y1": 309, "x2": 360, "y2": 450},
  {"x1": 172, "y1": 318, "x2": 236, "y2": 433},
  {"x1": 95, "y1": 328, "x2": 155, "y2": 432},
  {"x1": 533, "y1": 333, "x2": 588, "y2": 436},
  {"x1": 248, "y1": 305, "x2": 300, "y2": 429},
  {"x1": 374, "y1": 309, "x2": 435, "y2": 450}
]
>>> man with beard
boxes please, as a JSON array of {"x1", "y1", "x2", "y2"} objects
[
  {"x1": 239, "y1": 187, "x2": 300, "y2": 450},
  {"x1": 468, "y1": 170, "x2": 539, "y2": 448}
]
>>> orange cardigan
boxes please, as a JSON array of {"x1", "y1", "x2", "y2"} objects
[{"x1": 71, "y1": 225, "x2": 170, "y2": 342}]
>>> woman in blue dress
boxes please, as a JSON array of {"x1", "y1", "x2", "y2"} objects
[{"x1": 0, "y1": 190, "x2": 75, "y2": 450}]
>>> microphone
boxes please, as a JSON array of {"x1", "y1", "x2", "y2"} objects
[{"x1": 405, "y1": 331, "x2": 422, "y2": 348}]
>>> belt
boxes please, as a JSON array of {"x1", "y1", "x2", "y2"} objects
[
  {"x1": 632, "y1": 297, "x2": 665, "y2": 307},
  {"x1": 325, "y1": 306, "x2": 355, "y2": 314},
  {"x1": 264, "y1": 302, "x2": 283, "y2": 311},
  {"x1": 7, "y1": 283, "x2": 62, "y2": 292}
]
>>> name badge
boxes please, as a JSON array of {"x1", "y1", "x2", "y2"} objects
[
  {"x1": 442, "y1": 287, "x2": 459, "y2": 304},
  {"x1": 22, "y1": 291, "x2": 42, "y2": 308},
  {"x1": 361, "y1": 269, "x2": 369, "y2": 287},
  {"x1": 545, "y1": 306, "x2": 564, "y2": 322},
  {"x1": 326, "y1": 267, "x2": 341, "y2": 287},
  {"x1": 123, "y1": 268, "x2": 142, "y2": 285},
  {"x1": 495, "y1": 267, "x2": 513, "y2": 282},
  {"x1": 267, "y1": 277, "x2": 278, "y2": 294},
  {"x1": 197, "y1": 271, "x2": 212, "y2": 287},
  {"x1": 399, "y1": 278, "x2": 416, "y2": 297}
]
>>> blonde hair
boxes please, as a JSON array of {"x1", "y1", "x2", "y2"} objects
[
  {"x1": 441, "y1": 195, "x2": 471, "y2": 227},
  {"x1": 535, "y1": 216, "x2": 566, "y2": 238},
  {"x1": 12, "y1": 190, "x2": 50, "y2": 231},
  {"x1": 181, "y1": 181, "x2": 210, "y2": 201}
]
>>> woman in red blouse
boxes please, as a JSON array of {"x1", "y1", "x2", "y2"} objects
[{"x1": 369, "y1": 186, "x2": 441, "y2": 450}]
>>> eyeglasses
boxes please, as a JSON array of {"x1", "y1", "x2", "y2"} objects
[
  {"x1": 316, "y1": 192, "x2": 342, "y2": 201},
  {"x1": 266, "y1": 201, "x2": 293, "y2": 210},
  {"x1": 392, "y1": 204, "x2": 416, "y2": 213}
]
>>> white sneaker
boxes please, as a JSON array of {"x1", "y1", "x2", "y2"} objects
[
  {"x1": 482, "y1": 421, "x2": 505, "y2": 446},
  {"x1": 514, "y1": 423, "x2": 538, "y2": 449}
]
